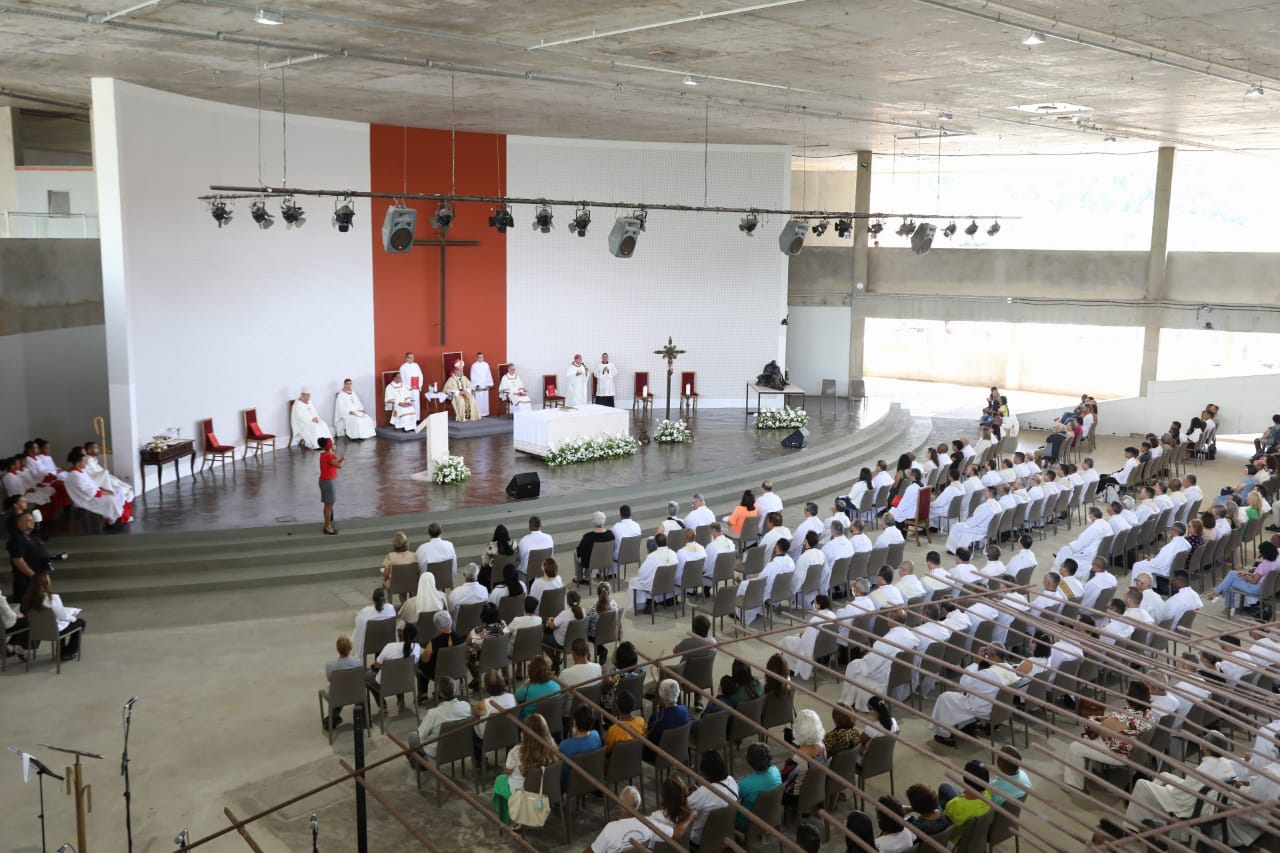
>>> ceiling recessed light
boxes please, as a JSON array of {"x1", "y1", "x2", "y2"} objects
[
  {"x1": 254, "y1": 7, "x2": 284, "y2": 25},
  {"x1": 682, "y1": 75, "x2": 700, "y2": 86},
  {"x1": 1246, "y1": 84, "x2": 1265, "y2": 98},
  {"x1": 1023, "y1": 30, "x2": 1046, "y2": 46}
]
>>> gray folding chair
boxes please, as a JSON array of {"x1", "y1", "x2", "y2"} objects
[
  {"x1": 604, "y1": 738, "x2": 645, "y2": 817},
  {"x1": 525, "y1": 547, "x2": 554, "y2": 581},
  {"x1": 745, "y1": 785, "x2": 785, "y2": 847},
  {"x1": 953, "y1": 808, "x2": 996, "y2": 853},
  {"x1": 498, "y1": 594, "x2": 525, "y2": 626},
  {"x1": 734, "y1": 578, "x2": 765, "y2": 631},
  {"x1": 710, "y1": 550, "x2": 738, "y2": 590},
  {"x1": 24, "y1": 607, "x2": 82, "y2": 673},
  {"x1": 318, "y1": 666, "x2": 371, "y2": 743},
  {"x1": 615, "y1": 536, "x2": 642, "y2": 586},
  {"x1": 587, "y1": 540, "x2": 615, "y2": 582},
  {"x1": 562, "y1": 747, "x2": 606, "y2": 837},
  {"x1": 741, "y1": 546, "x2": 766, "y2": 577},
  {"x1": 593, "y1": 608, "x2": 620, "y2": 659},
  {"x1": 387, "y1": 562, "x2": 418, "y2": 603},
  {"x1": 454, "y1": 601, "x2": 484, "y2": 638},
  {"x1": 691, "y1": 706, "x2": 730, "y2": 766},
  {"x1": 856, "y1": 734, "x2": 896, "y2": 808},
  {"x1": 474, "y1": 710, "x2": 519, "y2": 793},
  {"x1": 361, "y1": 617, "x2": 397, "y2": 666},
  {"x1": 431, "y1": 720, "x2": 474, "y2": 803},
  {"x1": 428, "y1": 559, "x2": 455, "y2": 593},
  {"x1": 375, "y1": 656, "x2": 421, "y2": 732},
  {"x1": 539, "y1": 586, "x2": 566, "y2": 618},
  {"x1": 692, "y1": 586, "x2": 736, "y2": 635}
]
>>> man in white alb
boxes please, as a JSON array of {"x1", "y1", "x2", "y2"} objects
[
  {"x1": 498, "y1": 363, "x2": 532, "y2": 413},
  {"x1": 65, "y1": 447, "x2": 132, "y2": 526},
  {"x1": 384, "y1": 373, "x2": 417, "y2": 430},
  {"x1": 334, "y1": 378, "x2": 376, "y2": 439},
  {"x1": 83, "y1": 440, "x2": 134, "y2": 502},
  {"x1": 291, "y1": 387, "x2": 334, "y2": 449},
  {"x1": 469, "y1": 352, "x2": 494, "y2": 418},
  {"x1": 398, "y1": 351, "x2": 424, "y2": 422},
  {"x1": 594, "y1": 352, "x2": 619, "y2": 407},
  {"x1": 565, "y1": 354, "x2": 590, "y2": 409}
]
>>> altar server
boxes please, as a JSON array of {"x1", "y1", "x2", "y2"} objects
[
  {"x1": 65, "y1": 448, "x2": 131, "y2": 526},
  {"x1": 334, "y1": 379, "x2": 376, "y2": 439},
  {"x1": 83, "y1": 441, "x2": 134, "y2": 502},
  {"x1": 398, "y1": 351, "x2": 424, "y2": 422},
  {"x1": 291, "y1": 388, "x2": 334, "y2": 449},
  {"x1": 470, "y1": 352, "x2": 495, "y2": 418},
  {"x1": 594, "y1": 353, "x2": 619, "y2": 407}
]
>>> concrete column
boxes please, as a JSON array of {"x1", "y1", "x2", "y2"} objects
[
  {"x1": 1140, "y1": 146, "x2": 1176, "y2": 393},
  {"x1": 0, "y1": 107, "x2": 20, "y2": 228},
  {"x1": 848, "y1": 150, "x2": 872, "y2": 383}
]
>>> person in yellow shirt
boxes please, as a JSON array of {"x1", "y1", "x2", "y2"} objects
[{"x1": 604, "y1": 690, "x2": 646, "y2": 753}]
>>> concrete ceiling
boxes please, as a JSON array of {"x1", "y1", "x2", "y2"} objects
[{"x1": 0, "y1": 0, "x2": 1278, "y2": 164}]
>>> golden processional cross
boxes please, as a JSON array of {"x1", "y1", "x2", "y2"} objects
[{"x1": 653, "y1": 336, "x2": 687, "y2": 421}]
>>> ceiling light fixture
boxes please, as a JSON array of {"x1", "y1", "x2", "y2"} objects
[
  {"x1": 942, "y1": 221, "x2": 957, "y2": 238},
  {"x1": 488, "y1": 205, "x2": 515, "y2": 233},
  {"x1": 739, "y1": 212, "x2": 759, "y2": 236},
  {"x1": 332, "y1": 197, "x2": 355, "y2": 232},
  {"x1": 431, "y1": 202, "x2": 454, "y2": 231},
  {"x1": 1022, "y1": 30, "x2": 1046, "y2": 46},
  {"x1": 811, "y1": 220, "x2": 829, "y2": 237},
  {"x1": 280, "y1": 196, "x2": 306, "y2": 228},
  {"x1": 569, "y1": 205, "x2": 591, "y2": 237},
  {"x1": 834, "y1": 218, "x2": 853, "y2": 239},
  {"x1": 964, "y1": 220, "x2": 979, "y2": 236},
  {"x1": 250, "y1": 198, "x2": 274, "y2": 230},
  {"x1": 682, "y1": 75, "x2": 700, "y2": 86},
  {"x1": 867, "y1": 220, "x2": 884, "y2": 238},
  {"x1": 987, "y1": 220, "x2": 1001, "y2": 237},
  {"x1": 896, "y1": 219, "x2": 916, "y2": 237},
  {"x1": 532, "y1": 205, "x2": 554, "y2": 233},
  {"x1": 209, "y1": 198, "x2": 232, "y2": 228},
  {"x1": 254, "y1": 7, "x2": 284, "y2": 25},
  {"x1": 1246, "y1": 84, "x2": 1265, "y2": 98}
]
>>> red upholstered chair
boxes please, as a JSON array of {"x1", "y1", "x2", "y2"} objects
[
  {"x1": 679, "y1": 370, "x2": 699, "y2": 414},
  {"x1": 442, "y1": 351, "x2": 463, "y2": 385},
  {"x1": 242, "y1": 408, "x2": 276, "y2": 461},
  {"x1": 903, "y1": 487, "x2": 932, "y2": 545},
  {"x1": 543, "y1": 374, "x2": 564, "y2": 409},
  {"x1": 632, "y1": 371, "x2": 653, "y2": 414},
  {"x1": 201, "y1": 417, "x2": 236, "y2": 470}
]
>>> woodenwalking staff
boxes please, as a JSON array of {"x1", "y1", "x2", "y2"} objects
[{"x1": 41, "y1": 743, "x2": 102, "y2": 853}]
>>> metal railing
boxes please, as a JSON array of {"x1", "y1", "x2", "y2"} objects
[{"x1": 0, "y1": 210, "x2": 99, "y2": 238}]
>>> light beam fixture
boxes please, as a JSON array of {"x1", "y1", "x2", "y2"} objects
[
  {"x1": 778, "y1": 219, "x2": 807, "y2": 255},
  {"x1": 896, "y1": 219, "x2": 916, "y2": 237},
  {"x1": 569, "y1": 205, "x2": 591, "y2": 237},
  {"x1": 209, "y1": 198, "x2": 232, "y2": 228},
  {"x1": 811, "y1": 220, "x2": 829, "y2": 237},
  {"x1": 739, "y1": 211, "x2": 759, "y2": 236},
  {"x1": 280, "y1": 196, "x2": 305, "y2": 228},
  {"x1": 987, "y1": 220, "x2": 1001, "y2": 236},
  {"x1": 431, "y1": 202, "x2": 454, "y2": 230},
  {"x1": 488, "y1": 205, "x2": 515, "y2": 233},
  {"x1": 332, "y1": 197, "x2": 355, "y2": 232},
  {"x1": 868, "y1": 220, "x2": 884, "y2": 238},
  {"x1": 1023, "y1": 30, "x2": 1046, "y2": 46},
  {"x1": 834, "y1": 218, "x2": 853, "y2": 238},
  {"x1": 942, "y1": 221, "x2": 957, "y2": 238},
  {"x1": 254, "y1": 7, "x2": 283, "y2": 25},
  {"x1": 532, "y1": 205, "x2": 554, "y2": 233},
  {"x1": 964, "y1": 219, "x2": 979, "y2": 236},
  {"x1": 1246, "y1": 84, "x2": 1264, "y2": 98},
  {"x1": 250, "y1": 198, "x2": 274, "y2": 230}
]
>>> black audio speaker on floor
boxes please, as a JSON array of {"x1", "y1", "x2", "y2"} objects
[
  {"x1": 506, "y1": 472, "x2": 541, "y2": 499},
  {"x1": 780, "y1": 428, "x2": 809, "y2": 449}
]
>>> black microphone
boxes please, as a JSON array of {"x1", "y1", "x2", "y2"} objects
[
  {"x1": 310, "y1": 814, "x2": 318, "y2": 834},
  {"x1": 124, "y1": 696, "x2": 139, "y2": 709}
]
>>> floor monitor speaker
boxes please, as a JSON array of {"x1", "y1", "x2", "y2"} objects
[
  {"x1": 506, "y1": 472, "x2": 541, "y2": 499},
  {"x1": 780, "y1": 428, "x2": 809, "y2": 449}
]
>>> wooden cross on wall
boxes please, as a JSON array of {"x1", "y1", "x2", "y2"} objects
[{"x1": 413, "y1": 229, "x2": 481, "y2": 345}]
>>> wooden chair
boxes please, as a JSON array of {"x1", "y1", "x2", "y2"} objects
[
  {"x1": 632, "y1": 371, "x2": 654, "y2": 413},
  {"x1": 242, "y1": 407, "x2": 276, "y2": 460},
  {"x1": 902, "y1": 486, "x2": 932, "y2": 544},
  {"x1": 441, "y1": 351, "x2": 463, "y2": 384},
  {"x1": 679, "y1": 370, "x2": 699, "y2": 415},
  {"x1": 543, "y1": 374, "x2": 564, "y2": 409},
  {"x1": 200, "y1": 417, "x2": 236, "y2": 471}
]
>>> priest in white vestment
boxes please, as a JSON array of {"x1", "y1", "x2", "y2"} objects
[
  {"x1": 442, "y1": 362, "x2": 482, "y2": 421},
  {"x1": 594, "y1": 353, "x2": 618, "y2": 407},
  {"x1": 291, "y1": 388, "x2": 334, "y2": 449},
  {"x1": 398, "y1": 352, "x2": 424, "y2": 422},
  {"x1": 333, "y1": 379, "x2": 376, "y2": 439},
  {"x1": 83, "y1": 441, "x2": 134, "y2": 502},
  {"x1": 469, "y1": 353, "x2": 495, "y2": 418},
  {"x1": 384, "y1": 373, "x2": 417, "y2": 430},
  {"x1": 498, "y1": 364, "x2": 532, "y2": 413},
  {"x1": 565, "y1": 354, "x2": 590, "y2": 409},
  {"x1": 65, "y1": 449, "x2": 131, "y2": 525}
]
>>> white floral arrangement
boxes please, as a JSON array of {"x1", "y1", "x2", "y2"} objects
[
  {"x1": 754, "y1": 406, "x2": 810, "y2": 429},
  {"x1": 654, "y1": 419, "x2": 692, "y2": 444},
  {"x1": 432, "y1": 455, "x2": 471, "y2": 485},
  {"x1": 544, "y1": 433, "x2": 640, "y2": 467}
]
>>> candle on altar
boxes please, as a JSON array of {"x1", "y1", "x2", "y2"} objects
[
  {"x1": 685, "y1": 383, "x2": 691, "y2": 395},
  {"x1": 642, "y1": 385, "x2": 648, "y2": 396}
]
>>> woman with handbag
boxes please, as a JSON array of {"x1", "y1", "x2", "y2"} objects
[{"x1": 492, "y1": 712, "x2": 558, "y2": 827}]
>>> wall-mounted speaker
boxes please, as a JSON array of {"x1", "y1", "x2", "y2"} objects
[{"x1": 382, "y1": 205, "x2": 417, "y2": 253}]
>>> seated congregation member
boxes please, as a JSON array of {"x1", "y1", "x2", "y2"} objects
[
  {"x1": 333, "y1": 378, "x2": 376, "y2": 439},
  {"x1": 611, "y1": 505, "x2": 643, "y2": 560},
  {"x1": 586, "y1": 785, "x2": 655, "y2": 853},
  {"x1": 874, "y1": 794, "x2": 915, "y2": 853},
  {"x1": 781, "y1": 709, "x2": 827, "y2": 808},
  {"x1": 543, "y1": 588, "x2": 585, "y2": 668},
  {"x1": 1208, "y1": 540, "x2": 1278, "y2": 615},
  {"x1": 988, "y1": 746, "x2": 1031, "y2": 805},
  {"x1": 517, "y1": 516, "x2": 554, "y2": 577},
  {"x1": 352, "y1": 586, "x2": 396, "y2": 659},
  {"x1": 823, "y1": 706, "x2": 861, "y2": 757},
  {"x1": 888, "y1": 470, "x2": 923, "y2": 524},
  {"x1": 1096, "y1": 446, "x2": 1140, "y2": 494},
  {"x1": 938, "y1": 761, "x2": 992, "y2": 844},
  {"x1": 1063, "y1": 681, "x2": 1155, "y2": 790},
  {"x1": 602, "y1": 642, "x2": 645, "y2": 714},
  {"x1": 320, "y1": 634, "x2": 361, "y2": 730},
  {"x1": 401, "y1": 568, "x2": 448, "y2": 625},
  {"x1": 904, "y1": 783, "x2": 950, "y2": 836},
  {"x1": 415, "y1": 522, "x2": 458, "y2": 575},
  {"x1": 575, "y1": 511, "x2": 616, "y2": 583},
  {"x1": 448, "y1": 562, "x2": 488, "y2": 617},
  {"x1": 876, "y1": 515, "x2": 905, "y2": 547},
  {"x1": 793, "y1": 532, "x2": 827, "y2": 608},
  {"x1": 1124, "y1": 730, "x2": 1237, "y2": 837},
  {"x1": 644, "y1": 678, "x2": 690, "y2": 762},
  {"x1": 758, "y1": 511, "x2": 792, "y2": 557},
  {"x1": 723, "y1": 490, "x2": 759, "y2": 542},
  {"x1": 929, "y1": 643, "x2": 1018, "y2": 747},
  {"x1": 465, "y1": 602, "x2": 509, "y2": 687},
  {"x1": 945, "y1": 487, "x2": 1000, "y2": 554},
  {"x1": 660, "y1": 501, "x2": 685, "y2": 536},
  {"x1": 674, "y1": 528, "x2": 708, "y2": 591},
  {"x1": 1163, "y1": 569, "x2": 1204, "y2": 629},
  {"x1": 417, "y1": 611, "x2": 463, "y2": 695},
  {"x1": 413, "y1": 677, "x2": 471, "y2": 760},
  {"x1": 380, "y1": 532, "x2": 417, "y2": 602},
  {"x1": 728, "y1": 659, "x2": 764, "y2": 706},
  {"x1": 479, "y1": 524, "x2": 515, "y2": 590},
  {"x1": 604, "y1": 690, "x2": 646, "y2": 754},
  {"x1": 1054, "y1": 507, "x2": 1110, "y2": 569},
  {"x1": 737, "y1": 741, "x2": 783, "y2": 830},
  {"x1": 587, "y1": 582, "x2": 620, "y2": 665},
  {"x1": 491, "y1": 712, "x2": 557, "y2": 826},
  {"x1": 559, "y1": 704, "x2": 604, "y2": 786},
  {"x1": 1132, "y1": 521, "x2": 1191, "y2": 594},
  {"x1": 840, "y1": 610, "x2": 918, "y2": 709},
  {"x1": 894, "y1": 561, "x2": 926, "y2": 601},
  {"x1": 365, "y1": 622, "x2": 420, "y2": 714},
  {"x1": 630, "y1": 535, "x2": 677, "y2": 614},
  {"x1": 514, "y1": 655, "x2": 561, "y2": 720},
  {"x1": 489, "y1": 564, "x2": 527, "y2": 609},
  {"x1": 1079, "y1": 555, "x2": 1119, "y2": 612},
  {"x1": 558, "y1": 637, "x2": 603, "y2": 689},
  {"x1": 857, "y1": 695, "x2": 900, "y2": 768},
  {"x1": 472, "y1": 672, "x2": 518, "y2": 758},
  {"x1": 736, "y1": 539, "x2": 794, "y2": 626},
  {"x1": 64, "y1": 447, "x2": 132, "y2": 528},
  {"x1": 703, "y1": 522, "x2": 737, "y2": 588},
  {"x1": 528, "y1": 557, "x2": 565, "y2": 615},
  {"x1": 290, "y1": 387, "x2": 334, "y2": 449},
  {"x1": 687, "y1": 750, "x2": 740, "y2": 847},
  {"x1": 780, "y1": 594, "x2": 838, "y2": 681}
]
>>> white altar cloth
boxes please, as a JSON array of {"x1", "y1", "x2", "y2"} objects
[{"x1": 513, "y1": 404, "x2": 630, "y2": 457}]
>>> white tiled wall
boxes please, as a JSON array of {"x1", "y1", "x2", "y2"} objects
[{"x1": 506, "y1": 136, "x2": 791, "y2": 407}]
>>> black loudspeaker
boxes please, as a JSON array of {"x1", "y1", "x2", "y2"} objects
[
  {"x1": 506, "y1": 472, "x2": 541, "y2": 499},
  {"x1": 780, "y1": 428, "x2": 809, "y2": 449}
]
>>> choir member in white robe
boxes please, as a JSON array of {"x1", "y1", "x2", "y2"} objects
[
  {"x1": 779, "y1": 596, "x2": 838, "y2": 680},
  {"x1": 469, "y1": 352, "x2": 494, "y2": 417},
  {"x1": 594, "y1": 353, "x2": 618, "y2": 407},
  {"x1": 442, "y1": 362, "x2": 482, "y2": 421},
  {"x1": 565, "y1": 354, "x2": 590, "y2": 409},
  {"x1": 3, "y1": 457, "x2": 54, "y2": 505},
  {"x1": 291, "y1": 388, "x2": 334, "y2": 449},
  {"x1": 384, "y1": 374, "x2": 417, "y2": 430},
  {"x1": 333, "y1": 379, "x2": 376, "y2": 439},
  {"x1": 83, "y1": 441, "x2": 134, "y2": 502},
  {"x1": 888, "y1": 479, "x2": 922, "y2": 524},
  {"x1": 398, "y1": 352, "x2": 424, "y2": 422},
  {"x1": 65, "y1": 450, "x2": 131, "y2": 525},
  {"x1": 498, "y1": 364, "x2": 532, "y2": 413}
]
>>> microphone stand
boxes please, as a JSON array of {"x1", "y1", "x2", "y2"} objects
[
  {"x1": 11, "y1": 748, "x2": 64, "y2": 853},
  {"x1": 122, "y1": 701, "x2": 135, "y2": 853}
]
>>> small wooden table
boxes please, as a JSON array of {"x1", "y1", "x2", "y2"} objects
[
  {"x1": 139, "y1": 440, "x2": 195, "y2": 492},
  {"x1": 744, "y1": 382, "x2": 807, "y2": 415}
]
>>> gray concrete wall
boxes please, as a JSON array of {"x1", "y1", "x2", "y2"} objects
[{"x1": 0, "y1": 237, "x2": 104, "y2": 334}]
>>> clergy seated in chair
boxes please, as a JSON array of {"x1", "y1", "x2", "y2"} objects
[
  {"x1": 65, "y1": 447, "x2": 133, "y2": 528},
  {"x1": 927, "y1": 643, "x2": 1018, "y2": 747},
  {"x1": 333, "y1": 379, "x2": 376, "y2": 439},
  {"x1": 442, "y1": 361, "x2": 482, "y2": 421},
  {"x1": 498, "y1": 364, "x2": 533, "y2": 413},
  {"x1": 384, "y1": 372, "x2": 418, "y2": 431},
  {"x1": 291, "y1": 387, "x2": 334, "y2": 449}
]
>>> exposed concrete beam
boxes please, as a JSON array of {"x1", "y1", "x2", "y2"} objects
[
  {"x1": 848, "y1": 150, "x2": 871, "y2": 382},
  {"x1": 1141, "y1": 146, "x2": 1176, "y2": 393}
]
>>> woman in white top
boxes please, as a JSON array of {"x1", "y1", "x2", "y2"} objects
[
  {"x1": 21, "y1": 572, "x2": 84, "y2": 660},
  {"x1": 686, "y1": 749, "x2": 740, "y2": 846},
  {"x1": 857, "y1": 695, "x2": 900, "y2": 769},
  {"x1": 874, "y1": 794, "x2": 915, "y2": 852},
  {"x1": 846, "y1": 467, "x2": 873, "y2": 510},
  {"x1": 528, "y1": 557, "x2": 564, "y2": 614},
  {"x1": 544, "y1": 589, "x2": 584, "y2": 669},
  {"x1": 488, "y1": 563, "x2": 527, "y2": 606},
  {"x1": 473, "y1": 671, "x2": 519, "y2": 742},
  {"x1": 366, "y1": 622, "x2": 421, "y2": 714}
]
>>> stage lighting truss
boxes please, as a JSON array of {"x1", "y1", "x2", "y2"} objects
[
  {"x1": 896, "y1": 219, "x2": 917, "y2": 237},
  {"x1": 209, "y1": 198, "x2": 233, "y2": 228},
  {"x1": 250, "y1": 198, "x2": 275, "y2": 230},
  {"x1": 739, "y1": 211, "x2": 759, "y2": 235},
  {"x1": 488, "y1": 205, "x2": 515, "y2": 233},
  {"x1": 332, "y1": 197, "x2": 355, "y2": 232},
  {"x1": 280, "y1": 196, "x2": 306, "y2": 229},
  {"x1": 569, "y1": 205, "x2": 592, "y2": 237},
  {"x1": 532, "y1": 205, "x2": 554, "y2": 233}
]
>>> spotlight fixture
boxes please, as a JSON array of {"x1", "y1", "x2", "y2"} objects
[
  {"x1": 381, "y1": 204, "x2": 417, "y2": 253},
  {"x1": 568, "y1": 205, "x2": 591, "y2": 237},
  {"x1": 488, "y1": 205, "x2": 515, "y2": 233},
  {"x1": 778, "y1": 219, "x2": 807, "y2": 256},
  {"x1": 987, "y1": 220, "x2": 1001, "y2": 237},
  {"x1": 964, "y1": 219, "x2": 980, "y2": 237},
  {"x1": 253, "y1": 7, "x2": 283, "y2": 25},
  {"x1": 738, "y1": 211, "x2": 759, "y2": 236},
  {"x1": 1022, "y1": 30, "x2": 1046, "y2": 45},
  {"x1": 280, "y1": 196, "x2": 305, "y2": 229},
  {"x1": 682, "y1": 75, "x2": 701, "y2": 86},
  {"x1": 811, "y1": 220, "x2": 829, "y2": 237},
  {"x1": 942, "y1": 221, "x2": 957, "y2": 238},
  {"x1": 1246, "y1": 84, "x2": 1265, "y2": 98},
  {"x1": 895, "y1": 219, "x2": 917, "y2": 237},
  {"x1": 332, "y1": 197, "x2": 355, "y2": 232},
  {"x1": 867, "y1": 220, "x2": 884, "y2": 238},
  {"x1": 834, "y1": 218, "x2": 853, "y2": 239},
  {"x1": 532, "y1": 205, "x2": 554, "y2": 233},
  {"x1": 431, "y1": 202, "x2": 454, "y2": 231},
  {"x1": 250, "y1": 198, "x2": 274, "y2": 230},
  {"x1": 608, "y1": 209, "x2": 646, "y2": 258},
  {"x1": 209, "y1": 198, "x2": 232, "y2": 228}
]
